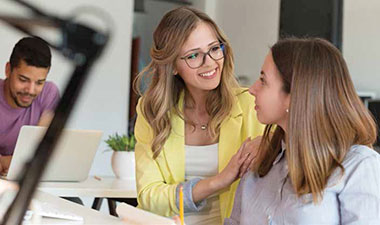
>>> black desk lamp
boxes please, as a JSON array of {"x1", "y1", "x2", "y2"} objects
[{"x1": 0, "y1": 0, "x2": 110, "y2": 224}]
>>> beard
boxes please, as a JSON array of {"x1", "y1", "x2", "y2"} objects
[{"x1": 11, "y1": 92, "x2": 36, "y2": 108}]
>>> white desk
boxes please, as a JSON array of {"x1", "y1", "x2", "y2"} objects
[
  {"x1": 23, "y1": 191, "x2": 125, "y2": 225},
  {"x1": 38, "y1": 176, "x2": 137, "y2": 216},
  {"x1": 38, "y1": 176, "x2": 137, "y2": 198}
]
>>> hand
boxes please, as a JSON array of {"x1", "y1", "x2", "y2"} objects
[
  {"x1": 0, "y1": 155, "x2": 12, "y2": 176},
  {"x1": 213, "y1": 138, "x2": 251, "y2": 190},
  {"x1": 0, "y1": 179, "x2": 18, "y2": 195},
  {"x1": 239, "y1": 136, "x2": 262, "y2": 177},
  {"x1": 173, "y1": 215, "x2": 186, "y2": 225}
]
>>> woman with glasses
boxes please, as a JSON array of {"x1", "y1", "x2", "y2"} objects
[
  {"x1": 225, "y1": 38, "x2": 380, "y2": 225},
  {"x1": 134, "y1": 6, "x2": 263, "y2": 225}
]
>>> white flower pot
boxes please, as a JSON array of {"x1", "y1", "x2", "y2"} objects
[{"x1": 111, "y1": 151, "x2": 135, "y2": 180}]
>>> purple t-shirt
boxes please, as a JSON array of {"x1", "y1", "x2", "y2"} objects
[{"x1": 0, "y1": 79, "x2": 60, "y2": 156}]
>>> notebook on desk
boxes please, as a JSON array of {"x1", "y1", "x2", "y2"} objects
[
  {"x1": 5, "y1": 126, "x2": 103, "y2": 182},
  {"x1": 116, "y1": 203, "x2": 176, "y2": 225}
]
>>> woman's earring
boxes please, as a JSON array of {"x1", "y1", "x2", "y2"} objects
[{"x1": 286, "y1": 109, "x2": 289, "y2": 113}]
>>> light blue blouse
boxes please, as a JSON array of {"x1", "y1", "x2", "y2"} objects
[{"x1": 225, "y1": 145, "x2": 380, "y2": 225}]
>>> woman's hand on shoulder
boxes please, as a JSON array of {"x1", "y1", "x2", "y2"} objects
[
  {"x1": 213, "y1": 138, "x2": 251, "y2": 190},
  {"x1": 239, "y1": 136, "x2": 262, "y2": 178}
]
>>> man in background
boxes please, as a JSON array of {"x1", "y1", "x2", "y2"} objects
[{"x1": 0, "y1": 36, "x2": 60, "y2": 174}]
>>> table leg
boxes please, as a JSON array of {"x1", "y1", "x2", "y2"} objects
[
  {"x1": 92, "y1": 197, "x2": 103, "y2": 210},
  {"x1": 107, "y1": 198, "x2": 118, "y2": 216}
]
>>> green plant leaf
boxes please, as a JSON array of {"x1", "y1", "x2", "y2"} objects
[{"x1": 104, "y1": 132, "x2": 135, "y2": 152}]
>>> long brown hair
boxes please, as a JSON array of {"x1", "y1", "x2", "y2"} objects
[
  {"x1": 253, "y1": 38, "x2": 377, "y2": 202},
  {"x1": 134, "y1": 7, "x2": 239, "y2": 159}
]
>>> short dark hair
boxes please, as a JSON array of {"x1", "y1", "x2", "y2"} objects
[{"x1": 9, "y1": 36, "x2": 51, "y2": 70}]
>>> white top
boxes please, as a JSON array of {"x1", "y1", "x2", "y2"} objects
[
  {"x1": 185, "y1": 143, "x2": 221, "y2": 225},
  {"x1": 185, "y1": 143, "x2": 219, "y2": 180}
]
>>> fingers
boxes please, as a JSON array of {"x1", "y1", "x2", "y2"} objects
[
  {"x1": 238, "y1": 136, "x2": 261, "y2": 177},
  {"x1": 239, "y1": 137, "x2": 255, "y2": 158},
  {"x1": 229, "y1": 138, "x2": 252, "y2": 171},
  {"x1": 251, "y1": 135, "x2": 263, "y2": 143},
  {"x1": 236, "y1": 137, "x2": 251, "y2": 159},
  {"x1": 235, "y1": 142, "x2": 246, "y2": 159},
  {"x1": 238, "y1": 147, "x2": 254, "y2": 169},
  {"x1": 0, "y1": 180, "x2": 18, "y2": 194},
  {"x1": 239, "y1": 151, "x2": 259, "y2": 177},
  {"x1": 173, "y1": 215, "x2": 181, "y2": 225},
  {"x1": 239, "y1": 155, "x2": 253, "y2": 177},
  {"x1": 226, "y1": 137, "x2": 258, "y2": 181}
]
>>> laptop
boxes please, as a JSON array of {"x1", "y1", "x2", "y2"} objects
[{"x1": 5, "y1": 126, "x2": 103, "y2": 182}]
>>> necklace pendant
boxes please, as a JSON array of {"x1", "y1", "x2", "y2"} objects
[{"x1": 201, "y1": 125, "x2": 207, "y2": 130}]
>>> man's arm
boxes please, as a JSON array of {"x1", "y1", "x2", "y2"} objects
[
  {"x1": 37, "y1": 110, "x2": 54, "y2": 127},
  {"x1": 37, "y1": 82, "x2": 60, "y2": 127}
]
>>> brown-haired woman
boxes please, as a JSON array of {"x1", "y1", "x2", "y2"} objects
[
  {"x1": 134, "y1": 6, "x2": 263, "y2": 225},
  {"x1": 225, "y1": 37, "x2": 380, "y2": 225}
]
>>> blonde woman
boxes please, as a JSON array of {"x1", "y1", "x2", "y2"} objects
[
  {"x1": 225, "y1": 38, "x2": 380, "y2": 225},
  {"x1": 134, "y1": 6, "x2": 263, "y2": 225}
]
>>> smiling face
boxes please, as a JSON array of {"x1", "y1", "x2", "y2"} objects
[
  {"x1": 249, "y1": 51, "x2": 290, "y2": 130},
  {"x1": 175, "y1": 22, "x2": 224, "y2": 95},
  {"x1": 4, "y1": 59, "x2": 49, "y2": 108}
]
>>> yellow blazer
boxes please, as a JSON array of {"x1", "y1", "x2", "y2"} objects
[{"x1": 134, "y1": 88, "x2": 264, "y2": 221}]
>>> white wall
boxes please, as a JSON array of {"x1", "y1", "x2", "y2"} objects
[
  {"x1": 213, "y1": 0, "x2": 380, "y2": 96},
  {"x1": 133, "y1": 0, "x2": 192, "y2": 69},
  {"x1": 343, "y1": 0, "x2": 380, "y2": 97},
  {"x1": 213, "y1": 0, "x2": 280, "y2": 86},
  {"x1": 0, "y1": 0, "x2": 134, "y2": 177},
  {"x1": 192, "y1": 0, "x2": 217, "y2": 20}
]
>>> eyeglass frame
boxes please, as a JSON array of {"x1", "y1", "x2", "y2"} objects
[{"x1": 179, "y1": 42, "x2": 225, "y2": 69}]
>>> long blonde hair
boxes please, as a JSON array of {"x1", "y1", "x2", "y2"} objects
[
  {"x1": 253, "y1": 38, "x2": 377, "y2": 202},
  {"x1": 135, "y1": 7, "x2": 239, "y2": 159}
]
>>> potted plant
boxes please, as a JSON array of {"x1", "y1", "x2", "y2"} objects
[{"x1": 105, "y1": 133, "x2": 136, "y2": 180}]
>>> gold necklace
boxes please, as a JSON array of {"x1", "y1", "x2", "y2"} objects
[
  {"x1": 187, "y1": 120, "x2": 208, "y2": 131},
  {"x1": 184, "y1": 104, "x2": 208, "y2": 131},
  {"x1": 200, "y1": 123, "x2": 208, "y2": 131}
]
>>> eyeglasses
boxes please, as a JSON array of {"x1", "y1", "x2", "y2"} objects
[{"x1": 180, "y1": 43, "x2": 225, "y2": 69}]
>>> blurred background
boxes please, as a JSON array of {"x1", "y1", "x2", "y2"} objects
[{"x1": 1, "y1": 0, "x2": 379, "y2": 210}]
